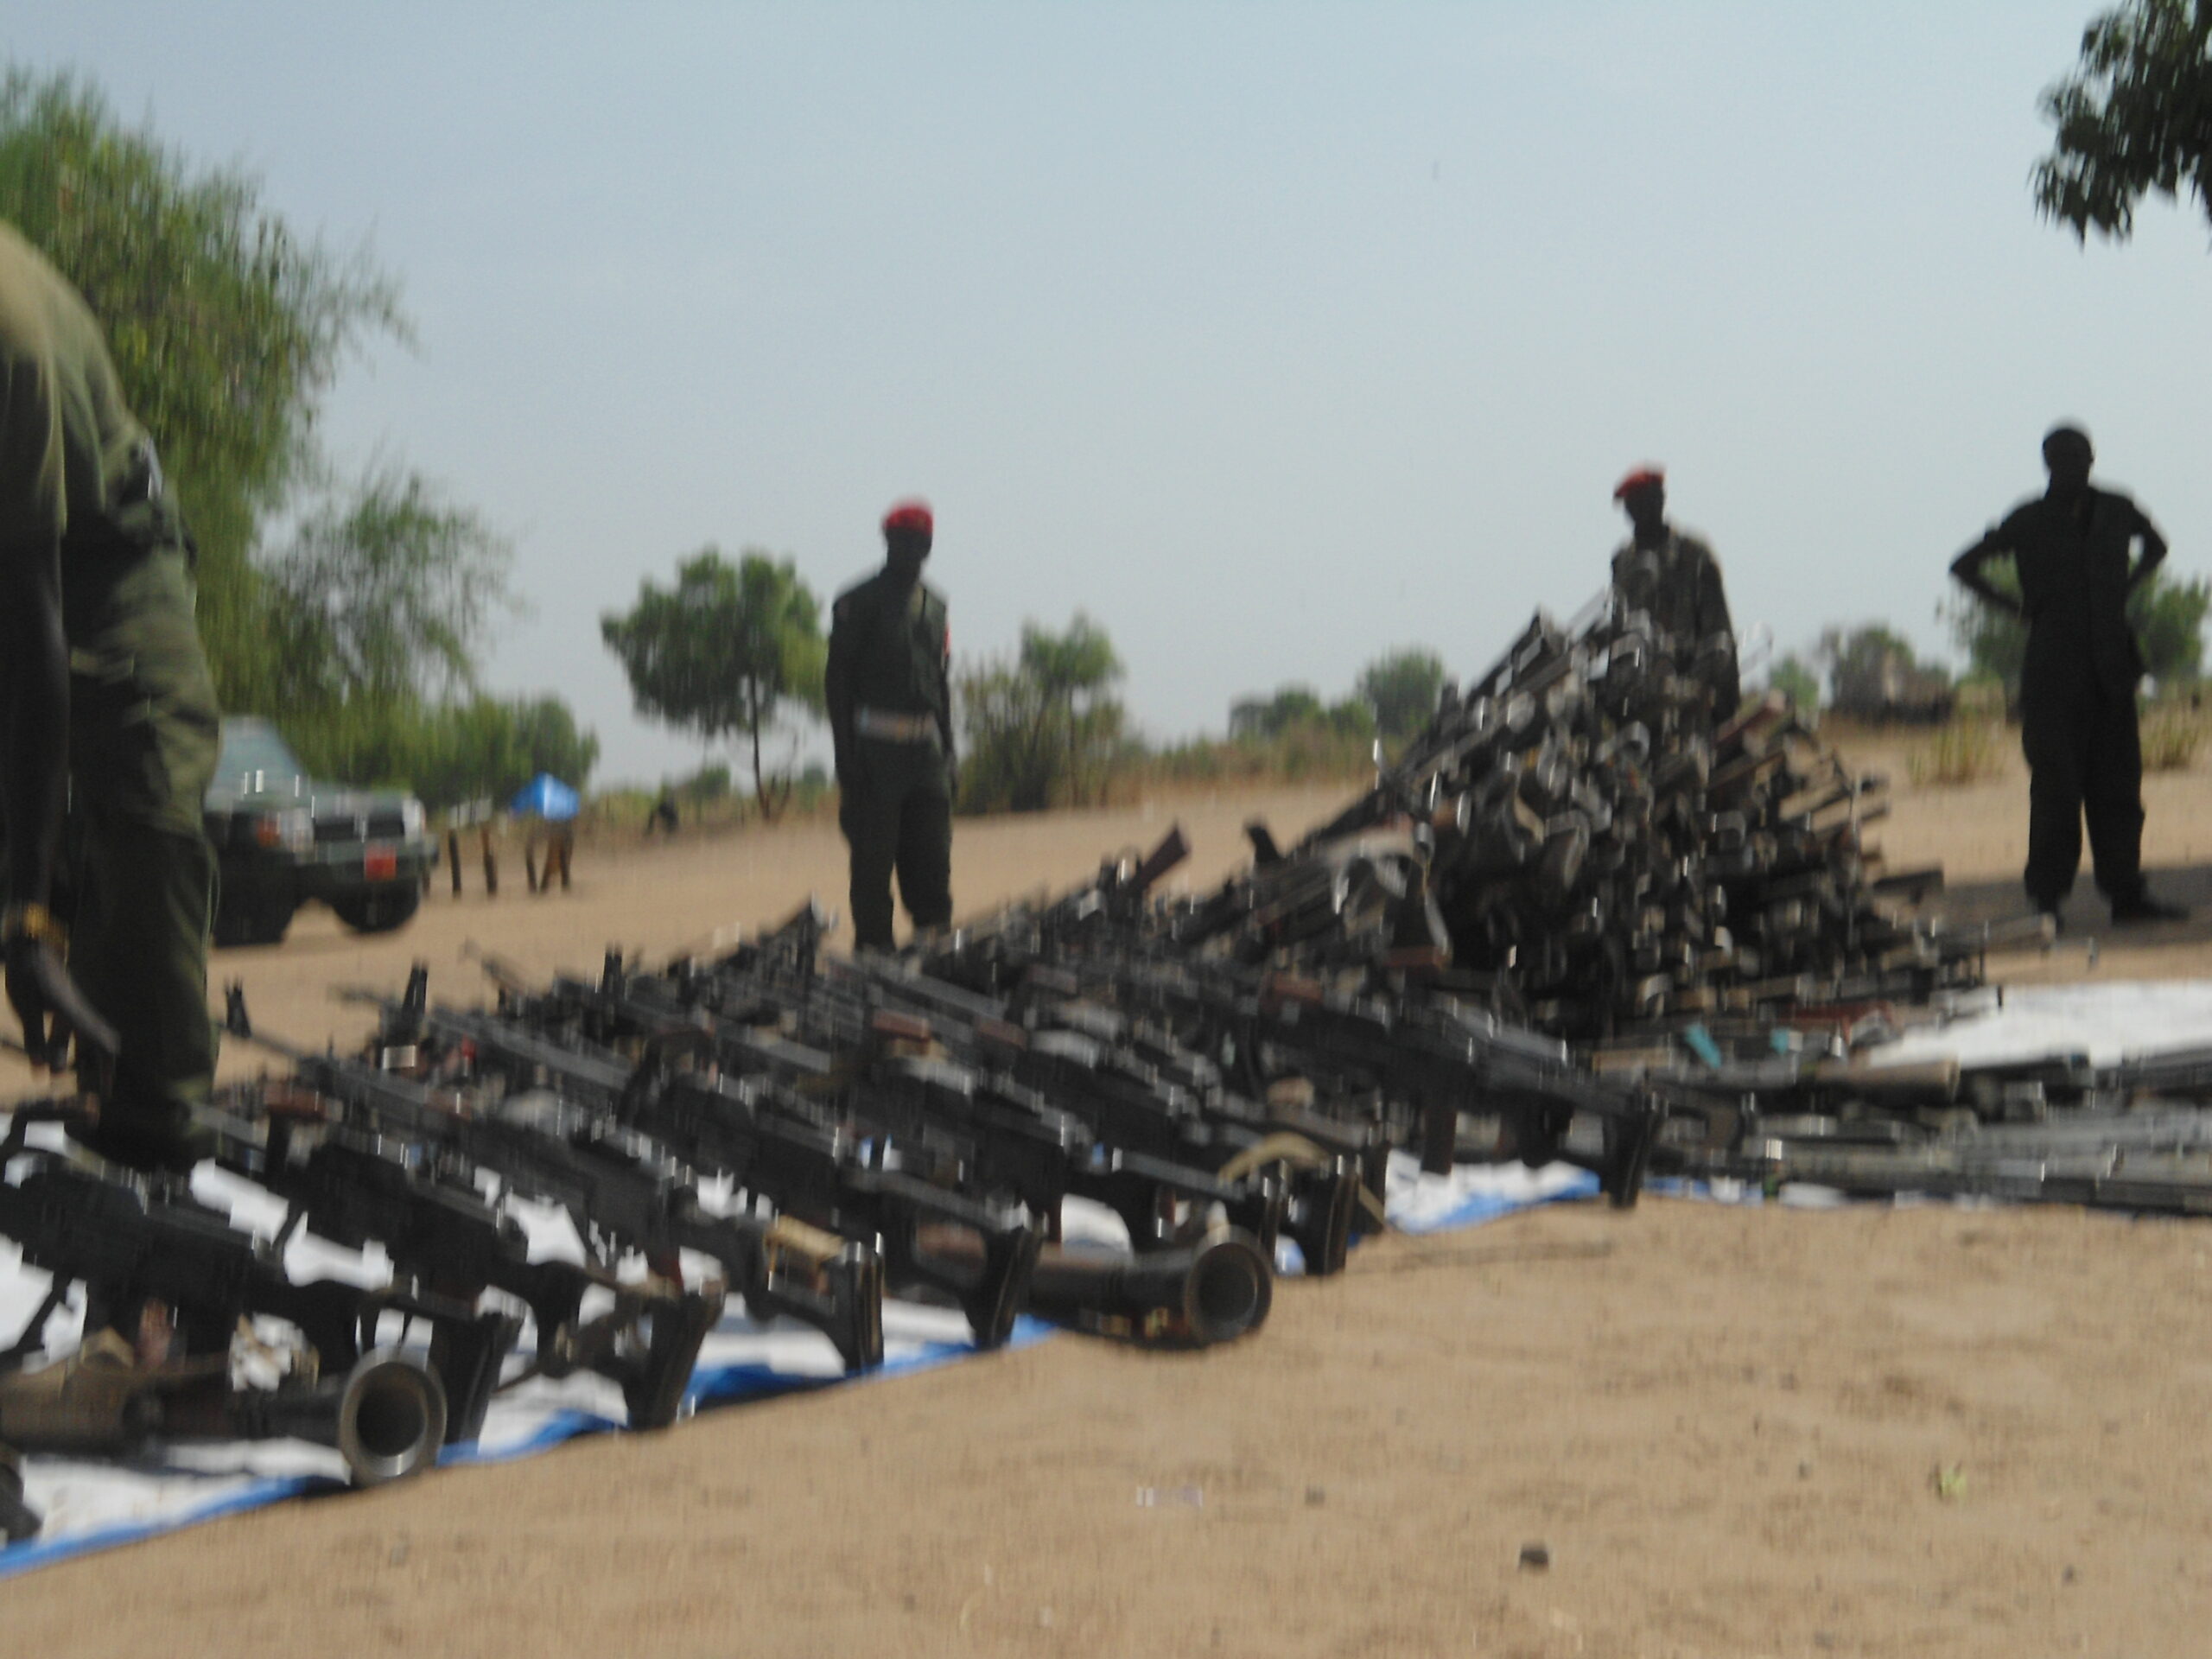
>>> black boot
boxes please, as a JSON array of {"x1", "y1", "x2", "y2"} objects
[{"x1": 2111, "y1": 890, "x2": 2190, "y2": 925}]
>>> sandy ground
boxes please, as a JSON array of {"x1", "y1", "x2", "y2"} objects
[{"x1": 10, "y1": 741, "x2": 2212, "y2": 1656}]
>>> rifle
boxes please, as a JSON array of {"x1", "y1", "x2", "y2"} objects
[
  {"x1": 471, "y1": 963, "x2": 1279, "y2": 1341},
  {"x1": 702, "y1": 950, "x2": 1364, "y2": 1273},
  {"x1": 220, "y1": 987, "x2": 739, "y2": 1411},
  {"x1": 0, "y1": 1104, "x2": 495, "y2": 1483},
  {"x1": 354, "y1": 982, "x2": 1038, "y2": 1350},
  {"x1": 543, "y1": 956, "x2": 1310, "y2": 1262},
  {"x1": 1053, "y1": 953, "x2": 1662, "y2": 1205},
  {"x1": 197, "y1": 1090, "x2": 702, "y2": 1434}
]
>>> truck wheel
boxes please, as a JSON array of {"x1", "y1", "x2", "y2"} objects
[{"x1": 332, "y1": 886, "x2": 422, "y2": 935}]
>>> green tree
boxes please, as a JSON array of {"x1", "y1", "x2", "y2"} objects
[
  {"x1": 1355, "y1": 648, "x2": 1447, "y2": 747},
  {"x1": 1230, "y1": 685, "x2": 1327, "y2": 741},
  {"x1": 288, "y1": 695, "x2": 599, "y2": 814},
  {"x1": 263, "y1": 467, "x2": 515, "y2": 712},
  {"x1": 1765, "y1": 652, "x2": 1822, "y2": 710},
  {"x1": 601, "y1": 548, "x2": 826, "y2": 819},
  {"x1": 2034, "y1": 0, "x2": 2212, "y2": 242},
  {"x1": 0, "y1": 66, "x2": 406, "y2": 707},
  {"x1": 1816, "y1": 624, "x2": 1951, "y2": 717},
  {"x1": 1945, "y1": 568, "x2": 2209, "y2": 693},
  {"x1": 957, "y1": 613, "x2": 1127, "y2": 813}
]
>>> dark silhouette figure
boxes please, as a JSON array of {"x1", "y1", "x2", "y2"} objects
[
  {"x1": 1609, "y1": 467, "x2": 1739, "y2": 716},
  {"x1": 1950, "y1": 425, "x2": 2185, "y2": 926},
  {"x1": 645, "y1": 787, "x2": 679, "y2": 836},
  {"x1": 825, "y1": 500, "x2": 955, "y2": 951}
]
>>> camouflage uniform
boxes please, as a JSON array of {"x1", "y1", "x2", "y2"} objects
[
  {"x1": 0, "y1": 223, "x2": 222, "y2": 1160},
  {"x1": 1611, "y1": 530, "x2": 1740, "y2": 713},
  {"x1": 824, "y1": 563, "x2": 954, "y2": 950}
]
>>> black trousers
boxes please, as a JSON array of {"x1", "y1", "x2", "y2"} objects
[
  {"x1": 2020, "y1": 679, "x2": 2144, "y2": 908},
  {"x1": 838, "y1": 737, "x2": 952, "y2": 950}
]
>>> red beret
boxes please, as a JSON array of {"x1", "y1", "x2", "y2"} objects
[
  {"x1": 1613, "y1": 467, "x2": 1665, "y2": 501},
  {"x1": 882, "y1": 500, "x2": 934, "y2": 538}
]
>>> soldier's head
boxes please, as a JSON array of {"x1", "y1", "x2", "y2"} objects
[
  {"x1": 2041, "y1": 425, "x2": 2094, "y2": 495},
  {"x1": 882, "y1": 499, "x2": 933, "y2": 573},
  {"x1": 1613, "y1": 467, "x2": 1666, "y2": 537}
]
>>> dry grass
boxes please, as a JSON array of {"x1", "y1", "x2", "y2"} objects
[
  {"x1": 1907, "y1": 718, "x2": 2005, "y2": 786},
  {"x1": 2141, "y1": 701, "x2": 2208, "y2": 772}
]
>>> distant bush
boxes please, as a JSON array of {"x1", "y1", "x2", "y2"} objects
[
  {"x1": 2141, "y1": 701, "x2": 2206, "y2": 772},
  {"x1": 1907, "y1": 719, "x2": 2004, "y2": 787},
  {"x1": 289, "y1": 694, "x2": 599, "y2": 813}
]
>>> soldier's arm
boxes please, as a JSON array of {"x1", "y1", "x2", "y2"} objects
[
  {"x1": 1948, "y1": 522, "x2": 2024, "y2": 617},
  {"x1": 0, "y1": 344, "x2": 69, "y2": 913},
  {"x1": 823, "y1": 595, "x2": 856, "y2": 782},
  {"x1": 0, "y1": 342, "x2": 115, "y2": 1074},
  {"x1": 932, "y1": 600, "x2": 956, "y2": 767},
  {"x1": 1696, "y1": 547, "x2": 1741, "y2": 712},
  {"x1": 2126, "y1": 501, "x2": 2168, "y2": 592}
]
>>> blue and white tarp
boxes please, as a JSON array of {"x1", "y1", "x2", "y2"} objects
[
  {"x1": 0, "y1": 1136, "x2": 1590, "y2": 1578},
  {"x1": 8, "y1": 977, "x2": 2202, "y2": 1577}
]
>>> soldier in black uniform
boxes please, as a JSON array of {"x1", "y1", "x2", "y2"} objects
[
  {"x1": 824, "y1": 501, "x2": 954, "y2": 950},
  {"x1": 1609, "y1": 466, "x2": 1740, "y2": 715},
  {"x1": 1951, "y1": 425, "x2": 2185, "y2": 926}
]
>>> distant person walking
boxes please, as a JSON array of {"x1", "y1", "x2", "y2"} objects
[
  {"x1": 1609, "y1": 466, "x2": 1739, "y2": 715},
  {"x1": 1951, "y1": 425, "x2": 2185, "y2": 928},
  {"x1": 825, "y1": 500, "x2": 955, "y2": 951}
]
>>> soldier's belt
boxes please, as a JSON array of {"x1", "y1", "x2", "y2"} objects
[{"x1": 855, "y1": 709, "x2": 939, "y2": 743}]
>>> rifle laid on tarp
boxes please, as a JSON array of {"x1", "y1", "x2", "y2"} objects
[
  {"x1": 221, "y1": 986, "x2": 742, "y2": 1411},
  {"x1": 486, "y1": 957, "x2": 1284, "y2": 1338},
  {"x1": 692, "y1": 949, "x2": 1366, "y2": 1273},
  {"x1": 350, "y1": 980, "x2": 1039, "y2": 1350},
  {"x1": 524, "y1": 951, "x2": 1335, "y2": 1274},
  {"x1": 0, "y1": 1102, "x2": 497, "y2": 1484},
  {"x1": 197, "y1": 1088, "x2": 715, "y2": 1433},
  {"x1": 1051, "y1": 953, "x2": 1664, "y2": 1206}
]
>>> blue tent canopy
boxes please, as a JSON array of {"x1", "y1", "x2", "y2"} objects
[{"x1": 511, "y1": 772, "x2": 581, "y2": 822}]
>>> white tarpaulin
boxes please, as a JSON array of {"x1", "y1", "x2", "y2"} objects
[
  {"x1": 6, "y1": 977, "x2": 2197, "y2": 1578},
  {"x1": 0, "y1": 1139, "x2": 1592, "y2": 1579}
]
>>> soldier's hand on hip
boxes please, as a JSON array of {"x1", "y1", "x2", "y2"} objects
[{"x1": 4, "y1": 935, "x2": 119, "y2": 1081}]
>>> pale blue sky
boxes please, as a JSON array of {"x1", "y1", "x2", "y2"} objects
[{"x1": 9, "y1": 3, "x2": 2210, "y2": 784}]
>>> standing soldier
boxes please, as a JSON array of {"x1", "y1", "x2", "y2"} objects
[
  {"x1": 1609, "y1": 466, "x2": 1740, "y2": 715},
  {"x1": 825, "y1": 500, "x2": 955, "y2": 951},
  {"x1": 1950, "y1": 424, "x2": 2185, "y2": 928},
  {"x1": 1, "y1": 224, "x2": 225, "y2": 1541}
]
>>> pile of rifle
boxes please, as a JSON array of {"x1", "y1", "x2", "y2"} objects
[
  {"x1": 1156, "y1": 592, "x2": 2040, "y2": 1038},
  {"x1": 0, "y1": 898, "x2": 1429, "y2": 1497},
  {"x1": 10, "y1": 594, "x2": 2206, "y2": 1514}
]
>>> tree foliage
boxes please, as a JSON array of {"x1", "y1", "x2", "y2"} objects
[
  {"x1": 2034, "y1": 0, "x2": 2212, "y2": 241},
  {"x1": 957, "y1": 614, "x2": 1127, "y2": 813},
  {"x1": 0, "y1": 65, "x2": 407, "y2": 708},
  {"x1": 263, "y1": 467, "x2": 515, "y2": 711},
  {"x1": 1945, "y1": 565, "x2": 2209, "y2": 692},
  {"x1": 601, "y1": 548, "x2": 826, "y2": 819},
  {"x1": 1355, "y1": 648, "x2": 1446, "y2": 746},
  {"x1": 1229, "y1": 684, "x2": 1374, "y2": 743},
  {"x1": 288, "y1": 694, "x2": 599, "y2": 814},
  {"x1": 1764, "y1": 652, "x2": 1822, "y2": 711}
]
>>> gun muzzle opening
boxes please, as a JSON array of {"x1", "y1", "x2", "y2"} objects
[
  {"x1": 334, "y1": 1350, "x2": 448, "y2": 1486},
  {"x1": 1183, "y1": 1232, "x2": 1271, "y2": 1344}
]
